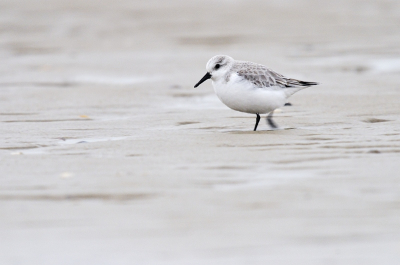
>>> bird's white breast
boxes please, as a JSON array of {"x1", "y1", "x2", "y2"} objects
[{"x1": 212, "y1": 73, "x2": 287, "y2": 114}]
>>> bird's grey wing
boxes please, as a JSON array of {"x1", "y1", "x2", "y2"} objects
[
  {"x1": 233, "y1": 61, "x2": 317, "y2": 88},
  {"x1": 232, "y1": 62, "x2": 280, "y2": 88}
]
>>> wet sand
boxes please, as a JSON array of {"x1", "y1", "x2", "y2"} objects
[{"x1": 1, "y1": 0, "x2": 400, "y2": 264}]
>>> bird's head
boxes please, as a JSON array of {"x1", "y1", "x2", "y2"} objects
[{"x1": 194, "y1": 55, "x2": 234, "y2": 88}]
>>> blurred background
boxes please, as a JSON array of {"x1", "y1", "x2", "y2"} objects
[{"x1": 1, "y1": 0, "x2": 400, "y2": 264}]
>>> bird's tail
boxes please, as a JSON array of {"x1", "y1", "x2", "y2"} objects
[
  {"x1": 283, "y1": 79, "x2": 319, "y2": 97},
  {"x1": 285, "y1": 79, "x2": 319, "y2": 87},
  {"x1": 298, "y1": 81, "x2": 318, "y2": 86}
]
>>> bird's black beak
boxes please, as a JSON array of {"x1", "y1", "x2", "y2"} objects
[{"x1": 194, "y1": 72, "x2": 211, "y2": 88}]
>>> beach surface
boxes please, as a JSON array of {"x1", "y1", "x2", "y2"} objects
[{"x1": 1, "y1": 0, "x2": 400, "y2": 264}]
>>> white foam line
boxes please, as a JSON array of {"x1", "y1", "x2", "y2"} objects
[
  {"x1": 10, "y1": 136, "x2": 128, "y2": 155},
  {"x1": 214, "y1": 172, "x2": 311, "y2": 191},
  {"x1": 59, "y1": 137, "x2": 127, "y2": 145},
  {"x1": 70, "y1": 75, "x2": 162, "y2": 85},
  {"x1": 370, "y1": 58, "x2": 400, "y2": 73},
  {"x1": 309, "y1": 56, "x2": 400, "y2": 74},
  {"x1": 0, "y1": 74, "x2": 164, "y2": 86}
]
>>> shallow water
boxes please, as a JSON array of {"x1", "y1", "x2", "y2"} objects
[{"x1": 1, "y1": 0, "x2": 400, "y2": 264}]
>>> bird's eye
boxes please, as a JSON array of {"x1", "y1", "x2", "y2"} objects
[{"x1": 215, "y1": 64, "x2": 221, "y2": 70}]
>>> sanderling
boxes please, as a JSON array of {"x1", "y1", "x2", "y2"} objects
[{"x1": 194, "y1": 55, "x2": 318, "y2": 131}]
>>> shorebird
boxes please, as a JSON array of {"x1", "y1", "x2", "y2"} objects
[{"x1": 194, "y1": 55, "x2": 318, "y2": 131}]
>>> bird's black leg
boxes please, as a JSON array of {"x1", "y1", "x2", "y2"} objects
[
  {"x1": 267, "y1": 111, "x2": 278, "y2": 129},
  {"x1": 254, "y1": 113, "x2": 261, "y2": 131}
]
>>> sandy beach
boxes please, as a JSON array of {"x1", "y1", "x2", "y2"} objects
[{"x1": 1, "y1": 0, "x2": 400, "y2": 264}]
